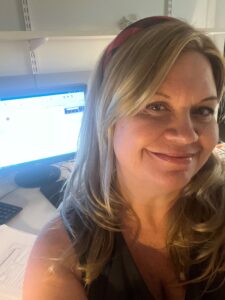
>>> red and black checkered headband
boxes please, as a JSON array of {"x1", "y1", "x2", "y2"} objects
[{"x1": 101, "y1": 16, "x2": 174, "y2": 77}]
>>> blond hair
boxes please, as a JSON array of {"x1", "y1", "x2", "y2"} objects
[{"x1": 61, "y1": 17, "x2": 225, "y2": 289}]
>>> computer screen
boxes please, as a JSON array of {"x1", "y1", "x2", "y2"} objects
[{"x1": 0, "y1": 85, "x2": 86, "y2": 186}]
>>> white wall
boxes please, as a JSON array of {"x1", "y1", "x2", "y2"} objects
[
  {"x1": 29, "y1": 0, "x2": 164, "y2": 33},
  {"x1": 34, "y1": 37, "x2": 114, "y2": 73},
  {"x1": 0, "y1": 0, "x2": 25, "y2": 30},
  {"x1": 173, "y1": 0, "x2": 216, "y2": 27},
  {"x1": 0, "y1": 41, "x2": 31, "y2": 75},
  {"x1": 213, "y1": 0, "x2": 225, "y2": 54}
]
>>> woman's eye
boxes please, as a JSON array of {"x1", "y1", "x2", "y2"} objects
[
  {"x1": 145, "y1": 102, "x2": 167, "y2": 112},
  {"x1": 193, "y1": 107, "x2": 214, "y2": 117}
]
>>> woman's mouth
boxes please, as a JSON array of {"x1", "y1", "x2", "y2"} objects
[{"x1": 147, "y1": 151, "x2": 197, "y2": 165}]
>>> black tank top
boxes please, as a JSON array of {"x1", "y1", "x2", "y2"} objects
[
  {"x1": 61, "y1": 213, "x2": 225, "y2": 300},
  {"x1": 86, "y1": 233, "x2": 225, "y2": 300},
  {"x1": 87, "y1": 233, "x2": 154, "y2": 300}
]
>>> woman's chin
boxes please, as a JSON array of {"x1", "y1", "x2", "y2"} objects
[{"x1": 148, "y1": 171, "x2": 193, "y2": 193}]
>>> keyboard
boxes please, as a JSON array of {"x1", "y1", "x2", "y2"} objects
[{"x1": 0, "y1": 202, "x2": 23, "y2": 225}]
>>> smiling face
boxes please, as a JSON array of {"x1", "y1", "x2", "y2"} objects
[{"x1": 113, "y1": 51, "x2": 219, "y2": 198}]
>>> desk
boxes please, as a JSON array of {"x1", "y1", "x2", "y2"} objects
[
  {"x1": 0, "y1": 162, "x2": 73, "y2": 299},
  {"x1": 0, "y1": 161, "x2": 73, "y2": 234}
]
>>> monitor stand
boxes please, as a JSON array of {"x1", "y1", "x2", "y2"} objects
[{"x1": 14, "y1": 164, "x2": 61, "y2": 188}]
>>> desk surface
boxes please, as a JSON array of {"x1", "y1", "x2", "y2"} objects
[{"x1": 0, "y1": 161, "x2": 73, "y2": 234}]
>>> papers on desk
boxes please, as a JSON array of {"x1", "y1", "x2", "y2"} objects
[{"x1": 0, "y1": 225, "x2": 36, "y2": 300}]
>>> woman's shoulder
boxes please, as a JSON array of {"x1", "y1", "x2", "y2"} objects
[{"x1": 23, "y1": 215, "x2": 87, "y2": 300}]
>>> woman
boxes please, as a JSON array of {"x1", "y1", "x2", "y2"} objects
[{"x1": 23, "y1": 16, "x2": 225, "y2": 300}]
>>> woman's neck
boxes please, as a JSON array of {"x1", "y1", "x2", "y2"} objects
[
  {"x1": 116, "y1": 172, "x2": 182, "y2": 248},
  {"x1": 120, "y1": 189, "x2": 180, "y2": 249}
]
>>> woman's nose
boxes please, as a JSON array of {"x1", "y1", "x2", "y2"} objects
[{"x1": 164, "y1": 114, "x2": 199, "y2": 144}]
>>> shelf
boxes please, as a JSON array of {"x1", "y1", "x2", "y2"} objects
[
  {"x1": 0, "y1": 27, "x2": 224, "y2": 42},
  {"x1": 0, "y1": 30, "x2": 117, "y2": 41},
  {"x1": 198, "y1": 28, "x2": 225, "y2": 35}
]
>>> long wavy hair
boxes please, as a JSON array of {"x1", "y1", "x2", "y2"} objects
[{"x1": 60, "y1": 17, "x2": 225, "y2": 289}]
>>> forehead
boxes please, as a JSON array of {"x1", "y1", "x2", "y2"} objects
[{"x1": 157, "y1": 51, "x2": 217, "y2": 99}]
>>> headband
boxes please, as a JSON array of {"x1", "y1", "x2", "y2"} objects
[{"x1": 102, "y1": 16, "x2": 174, "y2": 72}]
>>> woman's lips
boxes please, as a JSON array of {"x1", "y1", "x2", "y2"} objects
[{"x1": 147, "y1": 151, "x2": 196, "y2": 165}]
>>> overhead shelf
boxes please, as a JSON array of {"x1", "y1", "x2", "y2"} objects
[
  {"x1": 202, "y1": 28, "x2": 225, "y2": 35},
  {"x1": 0, "y1": 27, "x2": 224, "y2": 42},
  {"x1": 0, "y1": 30, "x2": 117, "y2": 41}
]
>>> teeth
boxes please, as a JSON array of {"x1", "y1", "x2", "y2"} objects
[{"x1": 186, "y1": 156, "x2": 193, "y2": 161}]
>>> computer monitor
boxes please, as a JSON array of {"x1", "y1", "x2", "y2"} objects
[{"x1": 0, "y1": 84, "x2": 86, "y2": 187}]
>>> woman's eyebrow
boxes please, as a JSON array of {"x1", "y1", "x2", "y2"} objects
[
  {"x1": 155, "y1": 92, "x2": 170, "y2": 98},
  {"x1": 155, "y1": 92, "x2": 218, "y2": 102},
  {"x1": 200, "y1": 96, "x2": 218, "y2": 102}
]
